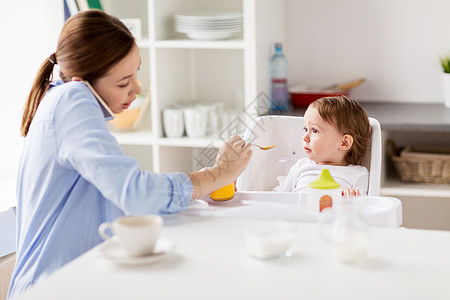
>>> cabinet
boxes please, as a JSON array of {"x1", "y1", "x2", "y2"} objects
[{"x1": 101, "y1": 0, "x2": 285, "y2": 173}]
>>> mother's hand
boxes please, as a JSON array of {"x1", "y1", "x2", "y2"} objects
[
  {"x1": 214, "y1": 135, "x2": 253, "y2": 181},
  {"x1": 189, "y1": 135, "x2": 252, "y2": 199}
]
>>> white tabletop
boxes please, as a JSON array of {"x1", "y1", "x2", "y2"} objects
[{"x1": 16, "y1": 214, "x2": 450, "y2": 300}]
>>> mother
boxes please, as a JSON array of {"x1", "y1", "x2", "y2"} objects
[{"x1": 8, "y1": 10, "x2": 252, "y2": 298}]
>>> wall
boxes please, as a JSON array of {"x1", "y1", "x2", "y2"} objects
[
  {"x1": 2, "y1": 0, "x2": 450, "y2": 210},
  {"x1": 285, "y1": 0, "x2": 450, "y2": 103},
  {"x1": 0, "y1": 0, "x2": 63, "y2": 210}
]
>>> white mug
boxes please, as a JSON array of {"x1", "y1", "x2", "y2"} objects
[
  {"x1": 163, "y1": 108, "x2": 185, "y2": 138},
  {"x1": 98, "y1": 215, "x2": 163, "y2": 257},
  {"x1": 184, "y1": 106, "x2": 208, "y2": 138}
]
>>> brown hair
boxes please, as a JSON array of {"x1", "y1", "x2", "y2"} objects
[
  {"x1": 309, "y1": 96, "x2": 371, "y2": 165},
  {"x1": 21, "y1": 10, "x2": 135, "y2": 136}
]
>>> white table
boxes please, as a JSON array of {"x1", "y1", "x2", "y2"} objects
[{"x1": 16, "y1": 215, "x2": 450, "y2": 300}]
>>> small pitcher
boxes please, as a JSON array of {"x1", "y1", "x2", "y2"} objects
[{"x1": 319, "y1": 196, "x2": 370, "y2": 264}]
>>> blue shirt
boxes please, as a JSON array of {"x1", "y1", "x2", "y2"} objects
[{"x1": 8, "y1": 81, "x2": 193, "y2": 298}]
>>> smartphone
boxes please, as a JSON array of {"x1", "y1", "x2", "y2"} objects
[{"x1": 84, "y1": 81, "x2": 114, "y2": 118}]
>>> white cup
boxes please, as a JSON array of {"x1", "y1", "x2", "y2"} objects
[
  {"x1": 184, "y1": 106, "x2": 208, "y2": 138},
  {"x1": 298, "y1": 187, "x2": 342, "y2": 214},
  {"x1": 98, "y1": 215, "x2": 163, "y2": 257},
  {"x1": 209, "y1": 102, "x2": 224, "y2": 136},
  {"x1": 163, "y1": 108, "x2": 185, "y2": 138}
]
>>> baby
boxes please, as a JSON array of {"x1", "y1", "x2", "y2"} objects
[{"x1": 274, "y1": 96, "x2": 371, "y2": 196}]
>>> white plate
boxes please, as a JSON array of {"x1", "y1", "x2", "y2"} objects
[
  {"x1": 175, "y1": 12, "x2": 243, "y2": 20},
  {"x1": 99, "y1": 238, "x2": 174, "y2": 266},
  {"x1": 186, "y1": 31, "x2": 235, "y2": 41}
]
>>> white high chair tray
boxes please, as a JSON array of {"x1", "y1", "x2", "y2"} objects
[{"x1": 184, "y1": 192, "x2": 402, "y2": 228}]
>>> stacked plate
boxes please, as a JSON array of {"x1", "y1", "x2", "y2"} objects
[{"x1": 175, "y1": 12, "x2": 243, "y2": 41}]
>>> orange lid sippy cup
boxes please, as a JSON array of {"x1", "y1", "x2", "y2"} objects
[{"x1": 210, "y1": 182, "x2": 236, "y2": 201}]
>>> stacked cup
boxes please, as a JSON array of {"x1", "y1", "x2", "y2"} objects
[
  {"x1": 162, "y1": 106, "x2": 185, "y2": 138},
  {"x1": 162, "y1": 101, "x2": 223, "y2": 138}
]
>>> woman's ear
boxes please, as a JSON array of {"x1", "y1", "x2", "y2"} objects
[{"x1": 340, "y1": 134, "x2": 353, "y2": 151}]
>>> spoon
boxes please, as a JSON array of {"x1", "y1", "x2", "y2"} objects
[{"x1": 252, "y1": 144, "x2": 277, "y2": 150}]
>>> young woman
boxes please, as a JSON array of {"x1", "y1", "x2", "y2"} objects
[{"x1": 8, "y1": 10, "x2": 252, "y2": 298}]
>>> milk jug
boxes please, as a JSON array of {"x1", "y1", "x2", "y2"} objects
[{"x1": 320, "y1": 196, "x2": 370, "y2": 263}]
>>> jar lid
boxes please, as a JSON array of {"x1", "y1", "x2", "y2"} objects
[{"x1": 308, "y1": 169, "x2": 341, "y2": 189}]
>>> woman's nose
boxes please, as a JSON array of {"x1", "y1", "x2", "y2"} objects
[{"x1": 132, "y1": 78, "x2": 142, "y2": 95}]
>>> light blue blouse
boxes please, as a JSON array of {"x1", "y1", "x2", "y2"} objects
[{"x1": 8, "y1": 81, "x2": 192, "y2": 298}]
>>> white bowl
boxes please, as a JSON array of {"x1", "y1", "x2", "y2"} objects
[{"x1": 242, "y1": 220, "x2": 297, "y2": 260}]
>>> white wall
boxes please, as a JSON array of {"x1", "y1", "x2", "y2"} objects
[
  {"x1": 0, "y1": 0, "x2": 63, "y2": 210},
  {"x1": 285, "y1": 0, "x2": 450, "y2": 103},
  {"x1": 1, "y1": 0, "x2": 450, "y2": 209}
]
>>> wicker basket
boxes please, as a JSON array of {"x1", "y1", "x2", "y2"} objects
[{"x1": 386, "y1": 140, "x2": 450, "y2": 184}]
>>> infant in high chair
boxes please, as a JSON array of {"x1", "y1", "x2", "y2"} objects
[{"x1": 273, "y1": 96, "x2": 371, "y2": 196}]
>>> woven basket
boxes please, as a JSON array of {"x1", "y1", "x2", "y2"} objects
[{"x1": 386, "y1": 140, "x2": 450, "y2": 184}]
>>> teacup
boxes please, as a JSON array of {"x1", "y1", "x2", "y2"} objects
[{"x1": 98, "y1": 215, "x2": 163, "y2": 257}]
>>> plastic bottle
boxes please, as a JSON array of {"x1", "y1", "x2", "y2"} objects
[{"x1": 270, "y1": 43, "x2": 289, "y2": 110}]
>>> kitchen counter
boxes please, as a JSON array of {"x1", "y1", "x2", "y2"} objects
[{"x1": 273, "y1": 102, "x2": 450, "y2": 132}]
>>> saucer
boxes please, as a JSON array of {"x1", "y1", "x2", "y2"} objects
[{"x1": 99, "y1": 238, "x2": 174, "y2": 266}]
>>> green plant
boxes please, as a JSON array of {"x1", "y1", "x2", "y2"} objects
[{"x1": 440, "y1": 56, "x2": 450, "y2": 73}]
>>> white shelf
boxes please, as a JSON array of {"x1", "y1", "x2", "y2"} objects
[
  {"x1": 381, "y1": 178, "x2": 450, "y2": 198},
  {"x1": 112, "y1": 130, "x2": 154, "y2": 146},
  {"x1": 157, "y1": 137, "x2": 224, "y2": 148},
  {"x1": 153, "y1": 39, "x2": 245, "y2": 49},
  {"x1": 136, "y1": 39, "x2": 151, "y2": 48}
]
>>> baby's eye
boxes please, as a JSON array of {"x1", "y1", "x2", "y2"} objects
[
  {"x1": 312, "y1": 128, "x2": 318, "y2": 133},
  {"x1": 303, "y1": 127, "x2": 308, "y2": 132}
]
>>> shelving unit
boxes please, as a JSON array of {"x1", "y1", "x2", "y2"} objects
[
  {"x1": 381, "y1": 179, "x2": 450, "y2": 198},
  {"x1": 102, "y1": 0, "x2": 285, "y2": 173},
  {"x1": 379, "y1": 128, "x2": 450, "y2": 199}
]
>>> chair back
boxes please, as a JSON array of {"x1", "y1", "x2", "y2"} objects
[{"x1": 236, "y1": 116, "x2": 382, "y2": 196}]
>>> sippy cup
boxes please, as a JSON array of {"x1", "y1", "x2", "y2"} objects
[
  {"x1": 298, "y1": 169, "x2": 342, "y2": 213},
  {"x1": 210, "y1": 182, "x2": 236, "y2": 201}
]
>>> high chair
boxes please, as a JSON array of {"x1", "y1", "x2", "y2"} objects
[
  {"x1": 236, "y1": 115, "x2": 382, "y2": 196},
  {"x1": 0, "y1": 207, "x2": 16, "y2": 300}
]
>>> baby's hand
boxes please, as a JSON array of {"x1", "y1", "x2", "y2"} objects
[{"x1": 342, "y1": 188, "x2": 360, "y2": 197}]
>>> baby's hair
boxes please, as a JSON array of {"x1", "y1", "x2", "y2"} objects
[{"x1": 309, "y1": 96, "x2": 371, "y2": 165}]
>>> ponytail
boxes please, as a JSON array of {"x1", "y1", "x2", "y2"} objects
[
  {"x1": 21, "y1": 54, "x2": 56, "y2": 137},
  {"x1": 21, "y1": 10, "x2": 135, "y2": 137}
]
